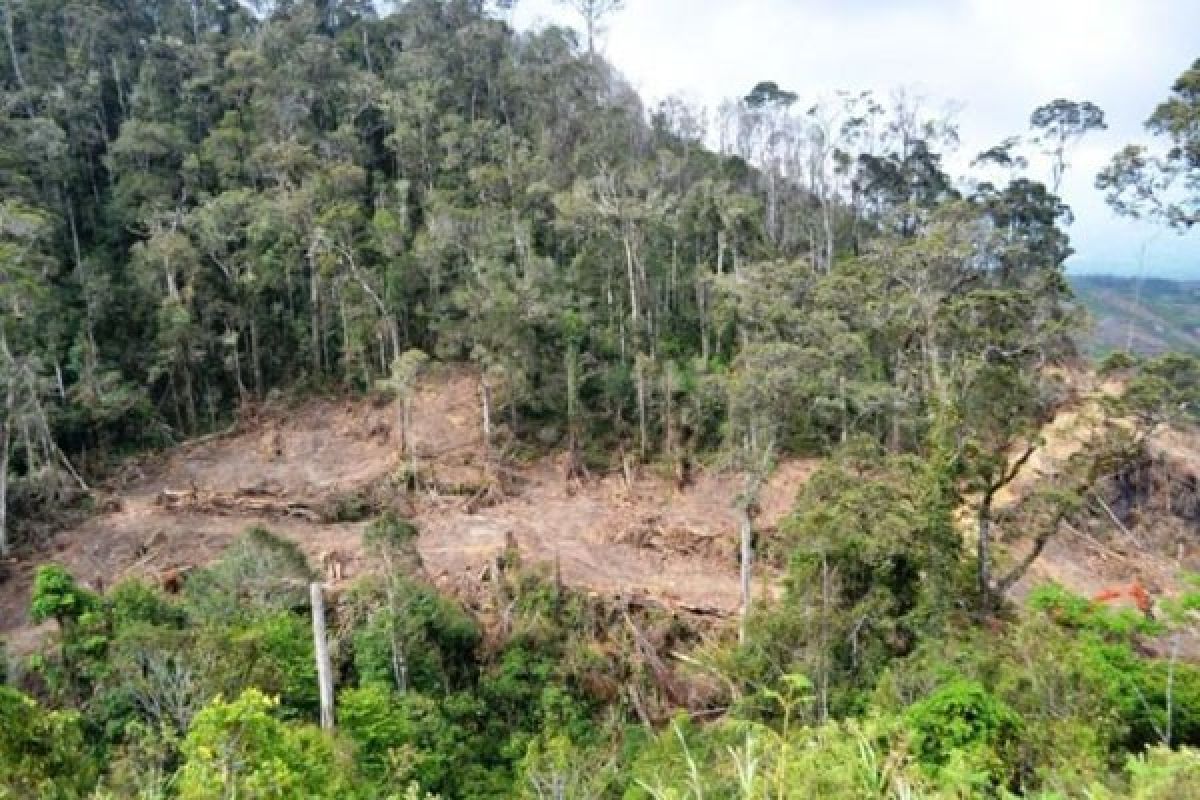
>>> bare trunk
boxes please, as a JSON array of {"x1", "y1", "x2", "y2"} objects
[
  {"x1": 839, "y1": 375, "x2": 849, "y2": 444},
  {"x1": 622, "y1": 232, "x2": 640, "y2": 335},
  {"x1": 165, "y1": 263, "x2": 180, "y2": 304},
  {"x1": 230, "y1": 328, "x2": 248, "y2": 403},
  {"x1": 343, "y1": 249, "x2": 400, "y2": 363},
  {"x1": 187, "y1": 0, "x2": 201, "y2": 42},
  {"x1": 309, "y1": 252, "x2": 322, "y2": 376},
  {"x1": 310, "y1": 583, "x2": 336, "y2": 730},
  {"x1": 360, "y1": 25, "x2": 373, "y2": 72},
  {"x1": 979, "y1": 443, "x2": 1038, "y2": 611},
  {"x1": 635, "y1": 359, "x2": 648, "y2": 460},
  {"x1": 250, "y1": 317, "x2": 264, "y2": 397},
  {"x1": 387, "y1": 587, "x2": 408, "y2": 694},
  {"x1": 738, "y1": 506, "x2": 753, "y2": 644},
  {"x1": 0, "y1": 376, "x2": 13, "y2": 558},
  {"x1": 818, "y1": 552, "x2": 831, "y2": 722},
  {"x1": 662, "y1": 367, "x2": 674, "y2": 458},
  {"x1": 65, "y1": 198, "x2": 99, "y2": 361},
  {"x1": 2, "y1": 1, "x2": 34, "y2": 117},
  {"x1": 977, "y1": 491, "x2": 993, "y2": 611},
  {"x1": 111, "y1": 56, "x2": 126, "y2": 119},
  {"x1": 822, "y1": 201, "x2": 835, "y2": 273},
  {"x1": 480, "y1": 378, "x2": 493, "y2": 460},
  {"x1": 699, "y1": 295, "x2": 710, "y2": 362},
  {"x1": 181, "y1": 361, "x2": 198, "y2": 433},
  {"x1": 405, "y1": 397, "x2": 417, "y2": 480}
]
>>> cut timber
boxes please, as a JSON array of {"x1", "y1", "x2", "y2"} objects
[{"x1": 155, "y1": 487, "x2": 320, "y2": 522}]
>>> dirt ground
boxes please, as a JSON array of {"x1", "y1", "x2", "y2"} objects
[
  {"x1": 996, "y1": 373, "x2": 1200, "y2": 604},
  {"x1": 4, "y1": 363, "x2": 1194, "y2": 647},
  {"x1": 0, "y1": 367, "x2": 816, "y2": 638}
]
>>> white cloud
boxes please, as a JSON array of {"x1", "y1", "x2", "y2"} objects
[{"x1": 513, "y1": 0, "x2": 1200, "y2": 278}]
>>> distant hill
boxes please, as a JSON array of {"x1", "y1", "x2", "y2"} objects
[{"x1": 1070, "y1": 275, "x2": 1200, "y2": 356}]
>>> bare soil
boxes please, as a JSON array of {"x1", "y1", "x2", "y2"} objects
[
  {"x1": 5, "y1": 362, "x2": 1189, "y2": 651},
  {"x1": 996, "y1": 373, "x2": 1200, "y2": 604},
  {"x1": 0, "y1": 367, "x2": 816, "y2": 640}
]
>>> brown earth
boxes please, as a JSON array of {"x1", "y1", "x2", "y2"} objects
[
  {"x1": 995, "y1": 372, "x2": 1200, "y2": 604},
  {"x1": 0, "y1": 366, "x2": 816, "y2": 640},
  {"x1": 4, "y1": 362, "x2": 1193, "y2": 649}
]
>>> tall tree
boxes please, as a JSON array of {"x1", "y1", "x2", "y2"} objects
[
  {"x1": 1098, "y1": 59, "x2": 1200, "y2": 228},
  {"x1": 555, "y1": 0, "x2": 624, "y2": 56},
  {"x1": 1030, "y1": 98, "x2": 1106, "y2": 193}
]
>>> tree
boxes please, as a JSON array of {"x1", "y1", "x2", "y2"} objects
[
  {"x1": 1098, "y1": 59, "x2": 1200, "y2": 228},
  {"x1": 378, "y1": 349, "x2": 430, "y2": 479},
  {"x1": 1030, "y1": 98, "x2": 1106, "y2": 193},
  {"x1": 176, "y1": 689, "x2": 356, "y2": 799},
  {"x1": 555, "y1": 0, "x2": 625, "y2": 56},
  {"x1": 0, "y1": 687, "x2": 96, "y2": 798}
]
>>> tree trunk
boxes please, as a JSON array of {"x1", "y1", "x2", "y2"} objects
[
  {"x1": 250, "y1": 316, "x2": 264, "y2": 398},
  {"x1": 0, "y1": 376, "x2": 13, "y2": 558},
  {"x1": 738, "y1": 505, "x2": 753, "y2": 644},
  {"x1": 662, "y1": 367, "x2": 674, "y2": 458},
  {"x1": 818, "y1": 551, "x2": 831, "y2": 722},
  {"x1": 480, "y1": 377, "x2": 493, "y2": 461},
  {"x1": 622, "y1": 232, "x2": 640, "y2": 335},
  {"x1": 310, "y1": 583, "x2": 336, "y2": 730},
  {"x1": 635, "y1": 358, "x2": 648, "y2": 460},
  {"x1": 64, "y1": 198, "x2": 99, "y2": 362},
  {"x1": 180, "y1": 361, "x2": 197, "y2": 433},
  {"x1": 977, "y1": 490, "x2": 993, "y2": 612},
  {"x1": 360, "y1": 25, "x2": 373, "y2": 72},
  {"x1": 2, "y1": 1, "x2": 33, "y2": 117},
  {"x1": 343, "y1": 249, "x2": 400, "y2": 365},
  {"x1": 387, "y1": 587, "x2": 408, "y2": 695},
  {"x1": 309, "y1": 252, "x2": 322, "y2": 376},
  {"x1": 230, "y1": 328, "x2": 248, "y2": 403}
]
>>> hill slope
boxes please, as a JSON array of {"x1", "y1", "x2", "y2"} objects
[
  {"x1": 0, "y1": 368, "x2": 816, "y2": 636},
  {"x1": 1072, "y1": 275, "x2": 1200, "y2": 356}
]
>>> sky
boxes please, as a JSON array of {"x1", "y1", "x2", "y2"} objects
[{"x1": 509, "y1": 0, "x2": 1200, "y2": 280}]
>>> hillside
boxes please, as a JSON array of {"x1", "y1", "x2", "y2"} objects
[
  {"x1": 5, "y1": 1, "x2": 1200, "y2": 797},
  {"x1": 0, "y1": 367, "x2": 817, "y2": 637},
  {"x1": 1072, "y1": 274, "x2": 1200, "y2": 356}
]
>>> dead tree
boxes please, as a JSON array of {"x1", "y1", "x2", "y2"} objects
[{"x1": 310, "y1": 582, "x2": 335, "y2": 730}]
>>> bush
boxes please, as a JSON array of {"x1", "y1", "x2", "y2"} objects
[
  {"x1": 183, "y1": 527, "x2": 313, "y2": 622},
  {"x1": 176, "y1": 689, "x2": 355, "y2": 800},
  {"x1": 0, "y1": 686, "x2": 97, "y2": 798},
  {"x1": 905, "y1": 678, "x2": 1023, "y2": 790}
]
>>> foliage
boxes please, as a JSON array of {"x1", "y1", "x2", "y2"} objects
[
  {"x1": 733, "y1": 440, "x2": 967, "y2": 720},
  {"x1": 905, "y1": 679, "x2": 1023, "y2": 790},
  {"x1": 176, "y1": 689, "x2": 355, "y2": 800},
  {"x1": 0, "y1": 687, "x2": 95, "y2": 799},
  {"x1": 183, "y1": 527, "x2": 314, "y2": 622},
  {"x1": 30, "y1": 565, "x2": 98, "y2": 627}
]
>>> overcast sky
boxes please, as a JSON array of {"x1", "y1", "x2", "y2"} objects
[{"x1": 511, "y1": 0, "x2": 1200, "y2": 279}]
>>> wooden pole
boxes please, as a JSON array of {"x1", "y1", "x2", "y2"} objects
[{"x1": 310, "y1": 582, "x2": 335, "y2": 730}]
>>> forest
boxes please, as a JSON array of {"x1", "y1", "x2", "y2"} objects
[{"x1": 2, "y1": 0, "x2": 1200, "y2": 797}]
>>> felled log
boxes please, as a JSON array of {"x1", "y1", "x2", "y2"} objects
[{"x1": 155, "y1": 487, "x2": 320, "y2": 522}]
